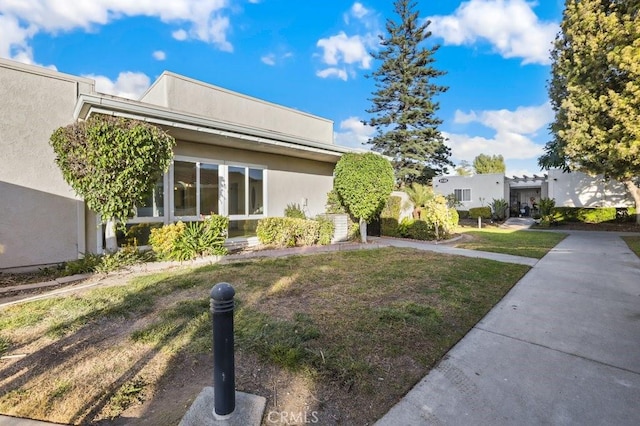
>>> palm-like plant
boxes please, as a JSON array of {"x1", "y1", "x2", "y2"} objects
[{"x1": 404, "y1": 183, "x2": 435, "y2": 219}]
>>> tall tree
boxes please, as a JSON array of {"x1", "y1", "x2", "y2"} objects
[
  {"x1": 50, "y1": 115, "x2": 175, "y2": 251},
  {"x1": 365, "y1": 0, "x2": 451, "y2": 186},
  {"x1": 539, "y1": 0, "x2": 640, "y2": 222},
  {"x1": 455, "y1": 160, "x2": 473, "y2": 176},
  {"x1": 473, "y1": 154, "x2": 506, "y2": 174}
]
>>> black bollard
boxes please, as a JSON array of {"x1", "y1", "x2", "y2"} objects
[{"x1": 210, "y1": 282, "x2": 236, "y2": 417}]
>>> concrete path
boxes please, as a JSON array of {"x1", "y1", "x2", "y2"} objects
[{"x1": 376, "y1": 231, "x2": 640, "y2": 425}]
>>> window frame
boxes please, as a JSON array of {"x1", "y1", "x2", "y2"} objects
[{"x1": 454, "y1": 188, "x2": 472, "y2": 203}]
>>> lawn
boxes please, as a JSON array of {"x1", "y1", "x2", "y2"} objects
[
  {"x1": 455, "y1": 228, "x2": 567, "y2": 259},
  {"x1": 622, "y1": 236, "x2": 640, "y2": 258},
  {"x1": 0, "y1": 248, "x2": 530, "y2": 425}
]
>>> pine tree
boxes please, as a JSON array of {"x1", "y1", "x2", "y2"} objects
[
  {"x1": 365, "y1": 0, "x2": 451, "y2": 186},
  {"x1": 539, "y1": 0, "x2": 640, "y2": 222}
]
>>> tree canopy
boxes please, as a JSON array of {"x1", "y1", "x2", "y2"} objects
[
  {"x1": 473, "y1": 154, "x2": 506, "y2": 174},
  {"x1": 333, "y1": 152, "x2": 394, "y2": 243},
  {"x1": 539, "y1": 0, "x2": 640, "y2": 220},
  {"x1": 50, "y1": 114, "x2": 175, "y2": 249},
  {"x1": 364, "y1": 0, "x2": 451, "y2": 186},
  {"x1": 455, "y1": 160, "x2": 473, "y2": 176}
]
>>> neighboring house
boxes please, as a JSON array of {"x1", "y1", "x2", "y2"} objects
[
  {"x1": 0, "y1": 59, "x2": 352, "y2": 270},
  {"x1": 433, "y1": 169, "x2": 633, "y2": 215}
]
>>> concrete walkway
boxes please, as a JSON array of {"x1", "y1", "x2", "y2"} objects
[{"x1": 376, "y1": 231, "x2": 640, "y2": 425}]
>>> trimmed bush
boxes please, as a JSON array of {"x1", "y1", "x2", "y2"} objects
[
  {"x1": 256, "y1": 217, "x2": 333, "y2": 248},
  {"x1": 380, "y1": 195, "x2": 402, "y2": 237},
  {"x1": 551, "y1": 207, "x2": 616, "y2": 223},
  {"x1": 469, "y1": 207, "x2": 492, "y2": 219},
  {"x1": 407, "y1": 220, "x2": 432, "y2": 240},
  {"x1": 457, "y1": 210, "x2": 470, "y2": 219}
]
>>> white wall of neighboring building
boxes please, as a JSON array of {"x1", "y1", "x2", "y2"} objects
[
  {"x1": 433, "y1": 173, "x2": 507, "y2": 210},
  {"x1": 548, "y1": 169, "x2": 632, "y2": 208}
]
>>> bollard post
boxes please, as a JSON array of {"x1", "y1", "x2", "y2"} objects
[{"x1": 210, "y1": 282, "x2": 236, "y2": 418}]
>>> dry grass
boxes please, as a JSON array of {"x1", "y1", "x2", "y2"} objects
[{"x1": 0, "y1": 248, "x2": 530, "y2": 425}]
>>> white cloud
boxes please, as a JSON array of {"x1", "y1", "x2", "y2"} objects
[
  {"x1": 316, "y1": 67, "x2": 348, "y2": 81},
  {"x1": 446, "y1": 102, "x2": 552, "y2": 162},
  {"x1": 317, "y1": 31, "x2": 372, "y2": 69},
  {"x1": 427, "y1": 0, "x2": 559, "y2": 65},
  {"x1": 344, "y1": 2, "x2": 369, "y2": 23},
  {"x1": 334, "y1": 116, "x2": 375, "y2": 149},
  {"x1": 152, "y1": 50, "x2": 166, "y2": 60},
  {"x1": 261, "y1": 54, "x2": 275, "y2": 66},
  {"x1": 85, "y1": 71, "x2": 151, "y2": 100},
  {"x1": 260, "y1": 51, "x2": 293, "y2": 66},
  {"x1": 0, "y1": 0, "x2": 234, "y2": 62},
  {"x1": 172, "y1": 29, "x2": 188, "y2": 41},
  {"x1": 454, "y1": 103, "x2": 554, "y2": 135}
]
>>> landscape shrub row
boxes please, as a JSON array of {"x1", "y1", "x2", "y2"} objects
[
  {"x1": 256, "y1": 217, "x2": 335, "y2": 248},
  {"x1": 550, "y1": 206, "x2": 637, "y2": 223}
]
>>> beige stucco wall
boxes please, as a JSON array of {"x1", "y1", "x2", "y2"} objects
[
  {"x1": 174, "y1": 141, "x2": 335, "y2": 218},
  {"x1": 0, "y1": 59, "x2": 94, "y2": 269},
  {"x1": 141, "y1": 73, "x2": 334, "y2": 145}
]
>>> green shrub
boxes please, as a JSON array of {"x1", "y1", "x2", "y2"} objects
[
  {"x1": 539, "y1": 198, "x2": 556, "y2": 216},
  {"x1": 149, "y1": 215, "x2": 228, "y2": 261},
  {"x1": 284, "y1": 203, "x2": 306, "y2": 219},
  {"x1": 95, "y1": 245, "x2": 153, "y2": 273},
  {"x1": 490, "y1": 198, "x2": 509, "y2": 221},
  {"x1": 325, "y1": 190, "x2": 346, "y2": 214},
  {"x1": 63, "y1": 253, "x2": 104, "y2": 275},
  {"x1": 257, "y1": 217, "x2": 331, "y2": 248},
  {"x1": 421, "y1": 195, "x2": 459, "y2": 239},
  {"x1": 381, "y1": 195, "x2": 402, "y2": 237},
  {"x1": 469, "y1": 207, "x2": 492, "y2": 219},
  {"x1": 406, "y1": 220, "x2": 432, "y2": 240},
  {"x1": 149, "y1": 222, "x2": 186, "y2": 260},
  {"x1": 457, "y1": 210, "x2": 470, "y2": 219},
  {"x1": 316, "y1": 217, "x2": 335, "y2": 245},
  {"x1": 398, "y1": 218, "x2": 413, "y2": 238},
  {"x1": 551, "y1": 207, "x2": 617, "y2": 223}
]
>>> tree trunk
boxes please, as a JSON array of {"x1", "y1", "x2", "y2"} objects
[
  {"x1": 623, "y1": 180, "x2": 640, "y2": 224},
  {"x1": 359, "y1": 217, "x2": 368, "y2": 244},
  {"x1": 105, "y1": 218, "x2": 118, "y2": 253}
]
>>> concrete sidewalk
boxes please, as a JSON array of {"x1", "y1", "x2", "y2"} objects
[{"x1": 376, "y1": 231, "x2": 640, "y2": 425}]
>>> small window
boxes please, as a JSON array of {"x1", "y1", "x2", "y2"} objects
[{"x1": 454, "y1": 188, "x2": 471, "y2": 202}]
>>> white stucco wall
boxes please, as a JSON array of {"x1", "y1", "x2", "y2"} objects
[
  {"x1": 433, "y1": 174, "x2": 507, "y2": 210},
  {"x1": 547, "y1": 169, "x2": 632, "y2": 207},
  {"x1": 0, "y1": 59, "x2": 94, "y2": 269},
  {"x1": 141, "y1": 73, "x2": 334, "y2": 145}
]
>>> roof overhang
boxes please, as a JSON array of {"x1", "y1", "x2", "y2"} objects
[{"x1": 74, "y1": 94, "x2": 355, "y2": 163}]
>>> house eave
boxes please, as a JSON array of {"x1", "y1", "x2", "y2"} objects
[{"x1": 73, "y1": 94, "x2": 354, "y2": 163}]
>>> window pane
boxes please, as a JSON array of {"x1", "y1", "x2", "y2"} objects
[
  {"x1": 137, "y1": 177, "x2": 164, "y2": 217},
  {"x1": 174, "y1": 161, "x2": 197, "y2": 216},
  {"x1": 228, "y1": 166, "x2": 246, "y2": 215},
  {"x1": 463, "y1": 189, "x2": 471, "y2": 202},
  {"x1": 200, "y1": 163, "x2": 219, "y2": 215},
  {"x1": 248, "y1": 168, "x2": 264, "y2": 214}
]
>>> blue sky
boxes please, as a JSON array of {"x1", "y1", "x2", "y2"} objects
[{"x1": 0, "y1": 0, "x2": 565, "y2": 177}]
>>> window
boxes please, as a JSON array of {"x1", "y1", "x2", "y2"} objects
[
  {"x1": 454, "y1": 188, "x2": 471, "y2": 202},
  {"x1": 136, "y1": 177, "x2": 165, "y2": 218},
  {"x1": 172, "y1": 158, "x2": 266, "y2": 222}
]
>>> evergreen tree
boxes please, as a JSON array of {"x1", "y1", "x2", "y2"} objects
[
  {"x1": 473, "y1": 154, "x2": 506, "y2": 174},
  {"x1": 539, "y1": 0, "x2": 640, "y2": 222},
  {"x1": 365, "y1": 0, "x2": 451, "y2": 186},
  {"x1": 455, "y1": 160, "x2": 473, "y2": 176}
]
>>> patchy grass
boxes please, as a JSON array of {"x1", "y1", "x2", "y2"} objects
[
  {"x1": 622, "y1": 236, "x2": 640, "y2": 258},
  {"x1": 0, "y1": 248, "x2": 530, "y2": 425},
  {"x1": 455, "y1": 228, "x2": 567, "y2": 258}
]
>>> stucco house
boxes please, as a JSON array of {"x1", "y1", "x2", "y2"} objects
[
  {"x1": 0, "y1": 58, "x2": 353, "y2": 270},
  {"x1": 433, "y1": 169, "x2": 633, "y2": 215}
]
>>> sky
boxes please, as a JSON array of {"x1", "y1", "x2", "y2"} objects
[{"x1": 0, "y1": 0, "x2": 566, "y2": 177}]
